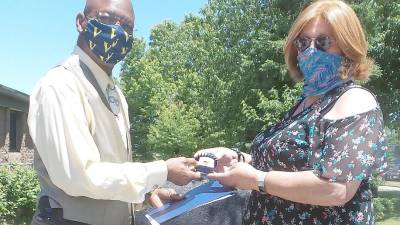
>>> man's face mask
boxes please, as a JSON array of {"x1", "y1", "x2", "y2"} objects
[{"x1": 84, "y1": 18, "x2": 133, "y2": 64}]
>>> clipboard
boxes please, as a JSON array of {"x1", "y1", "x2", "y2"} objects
[{"x1": 145, "y1": 180, "x2": 235, "y2": 225}]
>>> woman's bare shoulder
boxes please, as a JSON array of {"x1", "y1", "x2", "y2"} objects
[{"x1": 323, "y1": 87, "x2": 378, "y2": 120}]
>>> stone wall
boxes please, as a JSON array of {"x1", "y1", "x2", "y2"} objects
[
  {"x1": 0, "y1": 108, "x2": 10, "y2": 163},
  {"x1": 0, "y1": 108, "x2": 34, "y2": 164}
]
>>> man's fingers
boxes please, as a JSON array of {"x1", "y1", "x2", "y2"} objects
[
  {"x1": 207, "y1": 172, "x2": 234, "y2": 187},
  {"x1": 192, "y1": 171, "x2": 202, "y2": 180},
  {"x1": 170, "y1": 193, "x2": 185, "y2": 201},
  {"x1": 149, "y1": 194, "x2": 163, "y2": 208},
  {"x1": 166, "y1": 189, "x2": 184, "y2": 201},
  {"x1": 188, "y1": 165, "x2": 197, "y2": 172},
  {"x1": 185, "y1": 158, "x2": 199, "y2": 167}
]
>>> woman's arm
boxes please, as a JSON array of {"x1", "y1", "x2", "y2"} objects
[
  {"x1": 263, "y1": 170, "x2": 360, "y2": 206},
  {"x1": 208, "y1": 163, "x2": 360, "y2": 206}
]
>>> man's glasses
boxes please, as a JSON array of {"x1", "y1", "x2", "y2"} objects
[
  {"x1": 85, "y1": 11, "x2": 134, "y2": 35},
  {"x1": 293, "y1": 35, "x2": 334, "y2": 52}
]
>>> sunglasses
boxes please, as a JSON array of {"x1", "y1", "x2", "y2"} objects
[
  {"x1": 293, "y1": 35, "x2": 334, "y2": 52},
  {"x1": 85, "y1": 11, "x2": 134, "y2": 35}
]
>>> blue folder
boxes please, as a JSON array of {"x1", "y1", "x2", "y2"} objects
[{"x1": 145, "y1": 180, "x2": 236, "y2": 225}]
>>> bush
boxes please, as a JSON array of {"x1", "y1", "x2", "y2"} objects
[
  {"x1": 374, "y1": 190, "x2": 400, "y2": 222},
  {"x1": 0, "y1": 164, "x2": 40, "y2": 223},
  {"x1": 374, "y1": 198, "x2": 392, "y2": 221},
  {"x1": 371, "y1": 175, "x2": 384, "y2": 197},
  {"x1": 0, "y1": 183, "x2": 11, "y2": 221}
]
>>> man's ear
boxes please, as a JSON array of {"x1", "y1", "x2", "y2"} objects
[{"x1": 76, "y1": 13, "x2": 86, "y2": 33}]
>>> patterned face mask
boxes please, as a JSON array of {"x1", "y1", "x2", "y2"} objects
[
  {"x1": 297, "y1": 47, "x2": 345, "y2": 97},
  {"x1": 84, "y1": 18, "x2": 133, "y2": 64}
]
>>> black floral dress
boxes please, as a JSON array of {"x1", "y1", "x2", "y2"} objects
[{"x1": 243, "y1": 82, "x2": 388, "y2": 225}]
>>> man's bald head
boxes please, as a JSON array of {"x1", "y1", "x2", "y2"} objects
[
  {"x1": 76, "y1": 0, "x2": 135, "y2": 74},
  {"x1": 84, "y1": 0, "x2": 134, "y2": 24}
]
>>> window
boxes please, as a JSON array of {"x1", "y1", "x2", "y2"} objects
[{"x1": 9, "y1": 111, "x2": 17, "y2": 152}]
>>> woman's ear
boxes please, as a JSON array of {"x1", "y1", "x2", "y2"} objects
[{"x1": 76, "y1": 13, "x2": 86, "y2": 33}]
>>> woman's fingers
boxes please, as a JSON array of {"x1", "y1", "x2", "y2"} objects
[
  {"x1": 193, "y1": 150, "x2": 203, "y2": 158},
  {"x1": 194, "y1": 149, "x2": 210, "y2": 158},
  {"x1": 207, "y1": 171, "x2": 231, "y2": 185}
]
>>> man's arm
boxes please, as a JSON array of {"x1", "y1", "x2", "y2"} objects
[{"x1": 28, "y1": 72, "x2": 167, "y2": 203}]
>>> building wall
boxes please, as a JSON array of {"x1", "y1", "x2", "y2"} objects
[
  {"x1": 0, "y1": 107, "x2": 9, "y2": 161},
  {"x1": 0, "y1": 107, "x2": 34, "y2": 164}
]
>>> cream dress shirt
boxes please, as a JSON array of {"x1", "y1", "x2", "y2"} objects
[{"x1": 28, "y1": 46, "x2": 167, "y2": 204}]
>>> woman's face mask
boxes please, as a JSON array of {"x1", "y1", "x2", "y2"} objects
[{"x1": 297, "y1": 46, "x2": 345, "y2": 97}]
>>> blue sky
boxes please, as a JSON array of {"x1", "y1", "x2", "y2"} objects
[{"x1": 0, "y1": 0, "x2": 208, "y2": 94}]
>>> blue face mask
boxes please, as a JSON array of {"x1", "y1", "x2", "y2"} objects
[
  {"x1": 84, "y1": 19, "x2": 133, "y2": 64},
  {"x1": 297, "y1": 47, "x2": 345, "y2": 97}
]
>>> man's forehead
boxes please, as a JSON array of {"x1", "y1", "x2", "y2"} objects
[{"x1": 85, "y1": 0, "x2": 134, "y2": 20}]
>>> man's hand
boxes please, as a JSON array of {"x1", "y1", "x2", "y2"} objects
[
  {"x1": 148, "y1": 188, "x2": 184, "y2": 208},
  {"x1": 166, "y1": 157, "x2": 201, "y2": 185},
  {"x1": 194, "y1": 147, "x2": 238, "y2": 172},
  {"x1": 207, "y1": 162, "x2": 265, "y2": 191}
]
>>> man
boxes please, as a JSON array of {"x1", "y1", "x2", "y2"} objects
[{"x1": 28, "y1": 0, "x2": 200, "y2": 224}]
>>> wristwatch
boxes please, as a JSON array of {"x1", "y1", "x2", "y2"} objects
[{"x1": 256, "y1": 171, "x2": 266, "y2": 193}]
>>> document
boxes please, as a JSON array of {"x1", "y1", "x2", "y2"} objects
[{"x1": 145, "y1": 180, "x2": 236, "y2": 225}]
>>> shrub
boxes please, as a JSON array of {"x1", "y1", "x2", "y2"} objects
[
  {"x1": 0, "y1": 183, "x2": 11, "y2": 222},
  {"x1": 0, "y1": 164, "x2": 40, "y2": 222},
  {"x1": 374, "y1": 192, "x2": 399, "y2": 221}
]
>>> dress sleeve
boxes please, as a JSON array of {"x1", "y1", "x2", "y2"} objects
[{"x1": 309, "y1": 108, "x2": 388, "y2": 182}]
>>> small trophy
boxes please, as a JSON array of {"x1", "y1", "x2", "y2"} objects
[{"x1": 195, "y1": 153, "x2": 217, "y2": 175}]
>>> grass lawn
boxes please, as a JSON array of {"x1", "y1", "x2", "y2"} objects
[
  {"x1": 384, "y1": 180, "x2": 400, "y2": 188},
  {"x1": 377, "y1": 217, "x2": 400, "y2": 225}
]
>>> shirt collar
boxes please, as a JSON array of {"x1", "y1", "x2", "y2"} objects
[{"x1": 73, "y1": 46, "x2": 115, "y2": 93}]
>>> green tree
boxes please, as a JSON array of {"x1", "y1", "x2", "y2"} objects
[
  {"x1": 352, "y1": 1, "x2": 400, "y2": 132},
  {"x1": 147, "y1": 103, "x2": 201, "y2": 158},
  {"x1": 121, "y1": 0, "x2": 399, "y2": 160}
]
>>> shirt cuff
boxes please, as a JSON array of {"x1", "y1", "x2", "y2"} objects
[{"x1": 144, "y1": 160, "x2": 168, "y2": 191}]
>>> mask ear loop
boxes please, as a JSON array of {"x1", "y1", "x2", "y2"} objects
[{"x1": 339, "y1": 57, "x2": 352, "y2": 79}]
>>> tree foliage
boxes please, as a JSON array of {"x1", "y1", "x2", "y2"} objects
[
  {"x1": 354, "y1": 1, "x2": 400, "y2": 130},
  {"x1": 121, "y1": 0, "x2": 399, "y2": 160}
]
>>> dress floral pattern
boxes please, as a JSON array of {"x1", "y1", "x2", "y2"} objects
[{"x1": 243, "y1": 81, "x2": 388, "y2": 225}]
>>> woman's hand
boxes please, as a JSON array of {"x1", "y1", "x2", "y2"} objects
[
  {"x1": 207, "y1": 162, "x2": 265, "y2": 191},
  {"x1": 194, "y1": 147, "x2": 238, "y2": 172},
  {"x1": 148, "y1": 188, "x2": 184, "y2": 208}
]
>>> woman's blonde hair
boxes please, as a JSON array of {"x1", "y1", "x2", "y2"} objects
[{"x1": 284, "y1": 0, "x2": 372, "y2": 81}]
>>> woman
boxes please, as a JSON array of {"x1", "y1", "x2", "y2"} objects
[{"x1": 195, "y1": 0, "x2": 388, "y2": 224}]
